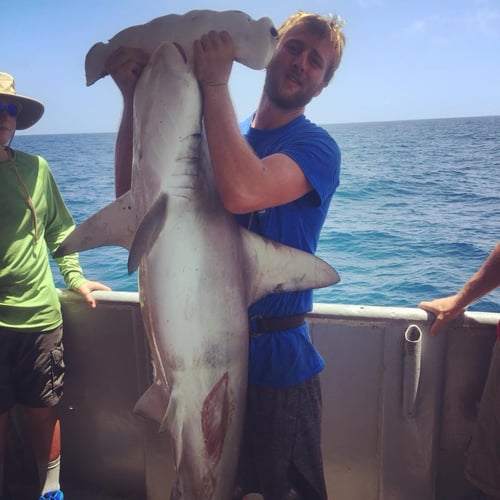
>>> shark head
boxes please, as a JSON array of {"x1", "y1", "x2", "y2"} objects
[
  {"x1": 85, "y1": 10, "x2": 279, "y2": 86},
  {"x1": 216, "y1": 11, "x2": 278, "y2": 70}
]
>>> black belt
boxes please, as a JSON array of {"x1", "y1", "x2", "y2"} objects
[{"x1": 249, "y1": 313, "x2": 307, "y2": 337}]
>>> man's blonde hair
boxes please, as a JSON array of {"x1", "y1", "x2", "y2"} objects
[{"x1": 278, "y1": 11, "x2": 346, "y2": 84}]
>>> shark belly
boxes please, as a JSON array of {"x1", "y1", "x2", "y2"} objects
[{"x1": 138, "y1": 202, "x2": 248, "y2": 499}]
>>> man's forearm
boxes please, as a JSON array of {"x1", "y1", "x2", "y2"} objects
[
  {"x1": 456, "y1": 242, "x2": 500, "y2": 308},
  {"x1": 114, "y1": 103, "x2": 134, "y2": 198},
  {"x1": 202, "y1": 84, "x2": 262, "y2": 212}
]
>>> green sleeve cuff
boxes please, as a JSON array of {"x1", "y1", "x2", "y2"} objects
[{"x1": 64, "y1": 271, "x2": 87, "y2": 291}]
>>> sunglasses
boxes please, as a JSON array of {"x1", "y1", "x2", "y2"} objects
[{"x1": 0, "y1": 102, "x2": 20, "y2": 117}]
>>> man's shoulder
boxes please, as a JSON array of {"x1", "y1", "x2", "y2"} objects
[
  {"x1": 14, "y1": 149, "x2": 49, "y2": 167},
  {"x1": 294, "y1": 119, "x2": 340, "y2": 160},
  {"x1": 291, "y1": 117, "x2": 338, "y2": 145},
  {"x1": 304, "y1": 118, "x2": 336, "y2": 138}
]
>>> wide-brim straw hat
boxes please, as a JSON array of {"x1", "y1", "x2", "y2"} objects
[{"x1": 0, "y1": 72, "x2": 44, "y2": 130}]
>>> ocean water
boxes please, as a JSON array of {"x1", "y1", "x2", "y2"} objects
[{"x1": 12, "y1": 115, "x2": 500, "y2": 312}]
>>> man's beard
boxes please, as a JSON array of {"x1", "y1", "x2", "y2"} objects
[{"x1": 264, "y1": 69, "x2": 315, "y2": 110}]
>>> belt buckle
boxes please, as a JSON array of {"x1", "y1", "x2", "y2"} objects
[{"x1": 249, "y1": 314, "x2": 263, "y2": 337}]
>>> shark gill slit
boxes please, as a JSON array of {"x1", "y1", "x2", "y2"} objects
[{"x1": 172, "y1": 42, "x2": 188, "y2": 63}]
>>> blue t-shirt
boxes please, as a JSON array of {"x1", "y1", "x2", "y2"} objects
[{"x1": 238, "y1": 114, "x2": 341, "y2": 387}]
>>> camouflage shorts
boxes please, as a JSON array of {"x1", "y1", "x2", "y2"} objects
[{"x1": 0, "y1": 325, "x2": 64, "y2": 412}]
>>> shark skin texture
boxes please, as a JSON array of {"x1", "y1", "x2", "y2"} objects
[
  {"x1": 84, "y1": 9, "x2": 279, "y2": 86},
  {"x1": 56, "y1": 11, "x2": 340, "y2": 500}
]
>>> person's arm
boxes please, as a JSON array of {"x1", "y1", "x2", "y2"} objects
[
  {"x1": 193, "y1": 31, "x2": 311, "y2": 214},
  {"x1": 45, "y1": 166, "x2": 111, "y2": 308},
  {"x1": 419, "y1": 242, "x2": 500, "y2": 335},
  {"x1": 105, "y1": 47, "x2": 150, "y2": 197},
  {"x1": 113, "y1": 99, "x2": 134, "y2": 198}
]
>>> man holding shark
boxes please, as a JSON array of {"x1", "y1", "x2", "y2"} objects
[{"x1": 106, "y1": 10, "x2": 346, "y2": 500}]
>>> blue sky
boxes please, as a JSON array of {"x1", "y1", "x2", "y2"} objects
[{"x1": 5, "y1": 0, "x2": 500, "y2": 135}]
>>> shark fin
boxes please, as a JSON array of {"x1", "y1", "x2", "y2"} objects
[
  {"x1": 54, "y1": 190, "x2": 138, "y2": 257},
  {"x1": 85, "y1": 42, "x2": 109, "y2": 86},
  {"x1": 240, "y1": 227, "x2": 340, "y2": 306},
  {"x1": 133, "y1": 379, "x2": 170, "y2": 425},
  {"x1": 159, "y1": 387, "x2": 185, "y2": 469},
  {"x1": 128, "y1": 193, "x2": 168, "y2": 274},
  {"x1": 157, "y1": 373, "x2": 231, "y2": 471}
]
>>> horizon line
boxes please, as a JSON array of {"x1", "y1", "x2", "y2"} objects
[{"x1": 14, "y1": 113, "x2": 500, "y2": 137}]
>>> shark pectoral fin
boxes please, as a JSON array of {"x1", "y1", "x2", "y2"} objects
[
  {"x1": 133, "y1": 380, "x2": 170, "y2": 424},
  {"x1": 128, "y1": 193, "x2": 168, "y2": 274},
  {"x1": 241, "y1": 227, "x2": 341, "y2": 306},
  {"x1": 53, "y1": 191, "x2": 138, "y2": 257}
]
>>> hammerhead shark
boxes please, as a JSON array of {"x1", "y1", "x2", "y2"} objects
[{"x1": 56, "y1": 10, "x2": 340, "y2": 499}]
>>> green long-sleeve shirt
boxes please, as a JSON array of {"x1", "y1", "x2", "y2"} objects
[{"x1": 0, "y1": 149, "x2": 86, "y2": 332}]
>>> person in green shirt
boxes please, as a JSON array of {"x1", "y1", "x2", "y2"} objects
[{"x1": 0, "y1": 72, "x2": 110, "y2": 500}]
